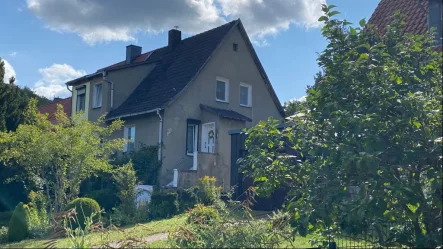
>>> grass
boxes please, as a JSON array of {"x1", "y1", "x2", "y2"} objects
[{"x1": 1, "y1": 215, "x2": 186, "y2": 248}]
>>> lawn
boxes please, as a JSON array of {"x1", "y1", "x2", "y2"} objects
[{"x1": 1, "y1": 215, "x2": 186, "y2": 248}]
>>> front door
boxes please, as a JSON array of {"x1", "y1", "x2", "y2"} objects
[{"x1": 201, "y1": 122, "x2": 215, "y2": 153}]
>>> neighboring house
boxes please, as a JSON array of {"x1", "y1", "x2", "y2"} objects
[
  {"x1": 65, "y1": 19, "x2": 285, "y2": 190},
  {"x1": 38, "y1": 97, "x2": 72, "y2": 123},
  {"x1": 368, "y1": 0, "x2": 442, "y2": 48}
]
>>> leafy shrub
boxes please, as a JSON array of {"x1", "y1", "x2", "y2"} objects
[
  {"x1": 110, "y1": 202, "x2": 149, "y2": 227},
  {"x1": 113, "y1": 163, "x2": 137, "y2": 215},
  {"x1": 0, "y1": 211, "x2": 12, "y2": 227},
  {"x1": 7, "y1": 202, "x2": 30, "y2": 242},
  {"x1": 65, "y1": 198, "x2": 101, "y2": 229},
  {"x1": 27, "y1": 191, "x2": 49, "y2": 238},
  {"x1": 149, "y1": 191, "x2": 179, "y2": 220},
  {"x1": 178, "y1": 187, "x2": 199, "y2": 212},
  {"x1": 0, "y1": 226, "x2": 7, "y2": 244},
  {"x1": 186, "y1": 204, "x2": 219, "y2": 225},
  {"x1": 112, "y1": 144, "x2": 161, "y2": 185},
  {"x1": 170, "y1": 198, "x2": 293, "y2": 248},
  {"x1": 197, "y1": 176, "x2": 221, "y2": 205},
  {"x1": 85, "y1": 189, "x2": 120, "y2": 212}
]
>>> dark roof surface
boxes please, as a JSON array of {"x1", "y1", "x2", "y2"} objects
[
  {"x1": 97, "y1": 51, "x2": 154, "y2": 72},
  {"x1": 38, "y1": 97, "x2": 72, "y2": 123},
  {"x1": 368, "y1": 0, "x2": 428, "y2": 35},
  {"x1": 200, "y1": 104, "x2": 252, "y2": 122},
  {"x1": 107, "y1": 20, "x2": 239, "y2": 119}
]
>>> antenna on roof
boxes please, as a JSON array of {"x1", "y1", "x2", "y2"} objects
[{"x1": 174, "y1": 26, "x2": 179, "y2": 30}]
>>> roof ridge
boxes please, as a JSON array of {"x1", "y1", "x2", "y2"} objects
[{"x1": 38, "y1": 96, "x2": 71, "y2": 108}]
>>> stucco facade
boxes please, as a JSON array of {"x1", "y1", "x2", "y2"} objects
[{"x1": 67, "y1": 22, "x2": 283, "y2": 189}]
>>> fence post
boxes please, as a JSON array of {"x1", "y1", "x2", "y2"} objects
[{"x1": 328, "y1": 241, "x2": 336, "y2": 249}]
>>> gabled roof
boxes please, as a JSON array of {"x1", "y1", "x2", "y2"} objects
[
  {"x1": 106, "y1": 19, "x2": 285, "y2": 120},
  {"x1": 200, "y1": 104, "x2": 252, "y2": 122},
  {"x1": 368, "y1": 0, "x2": 428, "y2": 35},
  {"x1": 38, "y1": 97, "x2": 72, "y2": 123}
]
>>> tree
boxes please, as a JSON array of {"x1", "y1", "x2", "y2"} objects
[
  {"x1": 283, "y1": 99, "x2": 307, "y2": 117},
  {"x1": 241, "y1": 5, "x2": 442, "y2": 248},
  {"x1": 0, "y1": 99, "x2": 126, "y2": 214}
]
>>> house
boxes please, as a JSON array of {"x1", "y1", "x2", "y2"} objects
[
  {"x1": 64, "y1": 19, "x2": 285, "y2": 190},
  {"x1": 368, "y1": 0, "x2": 442, "y2": 48},
  {"x1": 38, "y1": 97, "x2": 72, "y2": 124}
]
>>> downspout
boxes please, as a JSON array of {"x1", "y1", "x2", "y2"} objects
[
  {"x1": 156, "y1": 109, "x2": 163, "y2": 161},
  {"x1": 66, "y1": 84, "x2": 72, "y2": 93},
  {"x1": 102, "y1": 71, "x2": 114, "y2": 109}
]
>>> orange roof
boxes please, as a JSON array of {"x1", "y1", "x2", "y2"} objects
[
  {"x1": 368, "y1": 0, "x2": 428, "y2": 35},
  {"x1": 38, "y1": 97, "x2": 72, "y2": 123}
]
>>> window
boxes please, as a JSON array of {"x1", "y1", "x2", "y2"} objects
[
  {"x1": 233, "y1": 43, "x2": 238, "y2": 51},
  {"x1": 93, "y1": 83, "x2": 103, "y2": 108},
  {"x1": 76, "y1": 86, "x2": 86, "y2": 112},
  {"x1": 239, "y1": 83, "x2": 252, "y2": 107},
  {"x1": 124, "y1": 126, "x2": 136, "y2": 152},
  {"x1": 216, "y1": 77, "x2": 229, "y2": 102},
  {"x1": 186, "y1": 124, "x2": 199, "y2": 155}
]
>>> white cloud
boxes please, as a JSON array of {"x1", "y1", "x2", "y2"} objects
[
  {"x1": 32, "y1": 64, "x2": 86, "y2": 99},
  {"x1": 1, "y1": 59, "x2": 16, "y2": 83},
  {"x1": 9, "y1": 52, "x2": 17, "y2": 57},
  {"x1": 27, "y1": 0, "x2": 325, "y2": 45}
]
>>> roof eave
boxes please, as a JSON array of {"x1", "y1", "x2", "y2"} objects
[{"x1": 105, "y1": 108, "x2": 162, "y2": 122}]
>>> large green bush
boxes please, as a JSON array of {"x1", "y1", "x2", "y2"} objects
[
  {"x1": 85, "y1": 189, "x2": 120, "y2": 212},
  {"x1": 7, "y1": 202, "x2": 30, "y2": 242},
  {"x1": 65, "y1": 198, "x2": 101, "y2": 229},
  {"x1": 178, "y1": 187, "x2": 199, "y2": 212},
  {"x1": 197, "y1": 176, "x2": 220, "y2": 205},
  {"x1": 112, "y1": 144, "x2": 161, "y2": 185},
  {"x1": 149, "y1": 191, "x2": 179, "y2": 220}
]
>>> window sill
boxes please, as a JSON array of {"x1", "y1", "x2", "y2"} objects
[
  {"x1": 216, "y1": 99, "x2": 229, "y2": 103},
  {"x1": 186, "y1": 152, "x2": 196, "y2": 157},
  {"x1": 240, "y1": 104, "x2": 252, "y2": 108},
  {"x1": 92, "y1": 106, "x2": 102, "y2": 109}
]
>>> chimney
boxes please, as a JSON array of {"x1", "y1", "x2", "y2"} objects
[
  {"x1": 168, "y1": 27, "x2": 182, "y2": 48},
  {"x1": 428, "y1": 0, "x2": 442, "y2": 46},
  {"x1": 126, "y1": 45, "x2": 142, "y2": 64}
]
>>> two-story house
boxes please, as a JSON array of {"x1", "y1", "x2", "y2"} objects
[{"x1": 61, "y1": 19, "x2": 284, "y2": 190}]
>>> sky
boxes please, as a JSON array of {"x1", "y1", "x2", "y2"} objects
[{"x1": 0, "y1": 0, "x2": 380, "y2": 103}]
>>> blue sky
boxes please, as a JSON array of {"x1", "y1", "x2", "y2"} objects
[{"x1": 0, "y1": 0, "x2": 380, "y2": 103}]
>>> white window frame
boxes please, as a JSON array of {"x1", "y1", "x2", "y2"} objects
[
  {"x1": 76, "y1": 86, "x2": 86, "y2": 112},
  {"x1": 123, "y1": 126, "x2": 136, "y2": 152},
  {"x1": 239, "y1": 82, "x2": 252, "y2": 107},
  {"x1": 93, "y1": 83, "x2": 103, "y2": 108},
  {"x1": 215, "y1": 76, "x2": 229, "y2": 103},
  {"x1": 186, "y1": 124, "x2": 199, "y2": 156}
]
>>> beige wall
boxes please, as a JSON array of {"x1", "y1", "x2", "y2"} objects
[
  {"x1": 70, "y1": 64, "x2": 156, "y2": 122},
  {"x1": 159, "y1": 26, "x2": 282, "y2": 186},
  {"x1": 108, "y1": 113, "x2": 160, "y2": 152}
]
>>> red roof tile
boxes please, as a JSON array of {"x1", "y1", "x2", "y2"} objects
[
  {"x1": 97, "y1": 50, "x2": 154, "y2": 72},
  {"x1": 38, "y1": 97, "x2": 72, "y2": 123},
  {"x1": 368, "y1": 0, "x2": 428, "y2": 35}
]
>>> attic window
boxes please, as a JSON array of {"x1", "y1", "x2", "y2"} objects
[{"x1": 233, "y1": 43, "x2": 238, "y2": 51}]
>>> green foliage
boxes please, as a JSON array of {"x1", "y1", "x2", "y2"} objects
[
  {"x1": 186, "y1": 204, "x2": 219, "y2": 225},
  {"x1": 197, "y1": 176, "x2": 221, "y2": 205},
  {"x1": 0, "y1": 99, "x2": 125, "y2": 214},
  {"x1": 149, "y1": 191, "x2": 179, "y2": 220},
  {"x1": 0, "y1": 211, "x2": 12, "y2": 227},
  {"x1": 84, "y1": 189, "x2": 120, "y2": 212},
  {"x1": 241, "y1": 4, "x2": 442, "y2": 248},
  {"x1": 26, "y1": 191, "x2": 49, "y2": 238},
  {"x1": 65, "y1": 198, "x2": 101, "y2": 230},
  {"x1": 178, "y1": 187, "x2": 199, "y2": 212},
  {"x1": 170, "y1": 198, "x2": 294, "y2": 248},
  {"x1": 112, "y1": 144, "x2": 161, "y2": 185},
  {"x1": 283, "y1": 98, "x2": 308, "y2": 117},
  {"x1": 0, "y1": 226, "x2": 7, "y2": 244},
  {"x1": 7, "y1": 202, "x2": 30, "y2": 242},
  {"x1": 111, "y1": 163, "x2": 137, "y2": 223}
]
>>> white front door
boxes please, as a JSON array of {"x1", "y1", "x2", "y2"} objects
[{"x1": 201, "y1": 122, "x2": 215, "y2": 153}]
